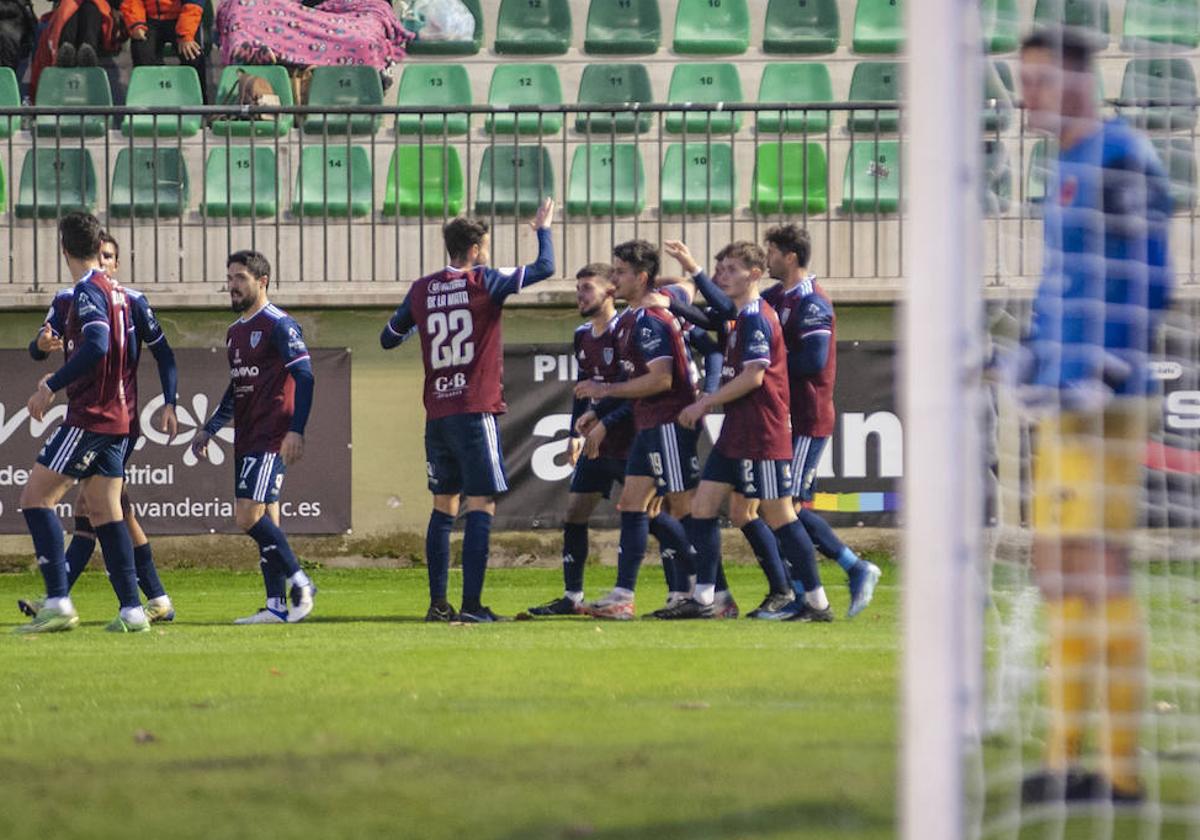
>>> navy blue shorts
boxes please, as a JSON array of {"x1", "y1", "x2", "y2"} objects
[
  {"x1": 426, "y1": 413, "x2": 509, "y2": 497},
  {"x1": 570, "y1": 455, "x2": 626, "y2": 497},
  {"x1": 626, "y1": 422, "x2": 700, "y2": 494},
  {"x1": 36, "y1": 425, "x2": 128, "y2": 479},
  {"x1": 123, "y1": 430, "x2": 139, "y2": 468},
  {"x1": 235, "y1": 452, "x2": 287, "y2": 504},
  {"x1": 791, "y1": 435, "x2": 829, "y2": 502},
  {"x1": 702, "y1": 449, "x2": 795, "y2": 500}
]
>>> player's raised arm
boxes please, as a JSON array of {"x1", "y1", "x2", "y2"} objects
[
  {"x1": 664, "y1": 240, "x2": 737, "y2": 321},
  {"x1": 483, "y1": 198, "x2": 557, "y2": 301}
]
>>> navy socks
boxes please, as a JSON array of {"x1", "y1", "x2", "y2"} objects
[
  {"x1": 742, "y1": 519, "x2": 790, "y2": 595},
  {"x1": 247, "y1": 516, "x2": 302, "y2": 577},
  {"x1": 133, "y1": 543, "x2": 166, "y2": 600},
  {"x1": 774, "y1": 520, "x2": 822, "y2": 593},
  {"x1": 461, "y1": 510, "x2": 492, "y2": 611},
  {"x1": 65, "y1": 534, "x2": 96, "y2": 588},
  {"x1": 649, "y1": 512, "x2": 692, "y2": 592},
  {"x1": 426, "y1": 510, "x2": 455, "y2": 602},
  {"x1": 616, "y1": 511, "x2": 648, "y2": 591},
  {"x1": 562, "y1": 521, "x2": 588, "y2": 593},
  {"x1": 684, "y1": 516, "x2": 721, "y2": 586},
  {"x1": 24, "y1": 508, "x2": 67, "y2": 599},
  {"x1": 95, "y1": 521, "x2": 140, "y2": 609}
]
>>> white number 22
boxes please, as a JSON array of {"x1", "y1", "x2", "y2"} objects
[{"x1": 428, "y1": 310, "x2": 475, "y2": 370}]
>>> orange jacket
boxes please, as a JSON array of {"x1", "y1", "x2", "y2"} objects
[
  {"x1": 31, "y1": 0, "x2": 125, "y2": 96},
  {"x1": 120, "y1": 0, "x2": 203, "y2": 42}
]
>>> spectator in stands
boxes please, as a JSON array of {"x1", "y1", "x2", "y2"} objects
[
  {"x1": 121, "y1": 0, "x2": 208, "y2": 100},
  {"x1": 29, "y1": 0, "x2": 123, "y2": 95},
  {"x1": 0, "y1": 0, "x2": 36, "y2": 73}
]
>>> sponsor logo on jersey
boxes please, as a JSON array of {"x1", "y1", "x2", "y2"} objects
[{"x1": 230, "y1": 366, "x2": 260, "y2": 378}]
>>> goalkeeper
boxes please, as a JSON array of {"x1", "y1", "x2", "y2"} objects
[{"x1": 1017, "y1": 27, "x2": 1172, "y2": 805}]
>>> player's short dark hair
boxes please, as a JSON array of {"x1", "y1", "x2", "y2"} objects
[
  {"x1": 1020, "y1": 26, "x2": 1099, "y2": 72},
  {"x1": 715, "y1": 241, "x2": 766, "y2": 272},
  {"x1": 228, "y1": 250, "x2": 271, "y2": 279},
  {"x1": 612, "y1": 240, "x2": 659, "y2": 286},
  {"x1": 99, "y1": 231, "x2": 119, "y2": 260},
  {"x1": 443, "y1": 217, "x2": 490, "y2": 262},
  {"x1": 576, "y1": 262, "x2": 615, "y2": 283},
  {"x1": 58, "y1": 212, "x2": 103, "y2": 260},
  {"x1": 764, "y1": 224, "x2": 812, "y2": 269}
]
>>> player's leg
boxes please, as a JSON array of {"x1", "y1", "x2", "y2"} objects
[
  {"x1": 456, "y1": 413, "x2": 509, "y2": 622},
  {"x1": 80, "y1": 455, "x2": 149, "y2": 633},
  {"x1": 730, "y1": 493, "x2": 793, "y2": 618},
  {"x1": 528, "y1": 487, "x2": 600, "y2": 615},
  {"x1": 423, "y1": 417, "x2": 463, "y2": 621},
  {"x1": 755, "y1": 458, "x2": 831, "y2": 621},
  {"x1": 123, "y1": 489, "x2": 174, "y2": 622},
  {"x1": 653, "y1": 490, "x2": 701, "y2": 607},
  {"x1": 656, "y1": 473, "x2": 727, "y2": 620},
  {"x1": 16, "y1": 486, "x2": 94, "y2": 619},
  {"x1": 580, "y1": 473, "x2": 655, "y2": 619},
  {"x1": 14, "y1": 450, "x2": 79, "y2": 632}
]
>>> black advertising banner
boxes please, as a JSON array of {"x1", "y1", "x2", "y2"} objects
[
  {"x1": 0, "y1": 348, "x2": 351, "y2": 534},
  {"x1": 496, "y1": 341, "x2": 902, "y2": 530}
]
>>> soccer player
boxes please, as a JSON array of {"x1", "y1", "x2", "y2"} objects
[
  {"x1": 15, "y1": 213, "x2": 149, "y2": 633},
  {"x1": 527, "y1": 263, "x2": 633, "y2": 616},
  {"x1": 381, "y1": 199, "x2": 556, "y2": 623},
  {"x1": 758, "y1": 225, "x2": 881, "y2": 618},
  {"x1": 1016, "y1": 27, "x2": 1171, "y2": 805},
  {"x1": 574, "y1": 240, "x2": 701, "y2": 620},
  {"x1": 192, "y1": 251, "x2": 317, "y2": 625},
  {"x1": 18, "y1": 232, "x2": 179, "y2": 624},
  {"x1": 654, "y1": 242, "x2": 830, "y2": 620}
]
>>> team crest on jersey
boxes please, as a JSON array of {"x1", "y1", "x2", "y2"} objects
[
  {"x1": 250, "y1": 330, "x2": 263, "y2": 349},
  {"x1": 603, "y1": 347, "x2": 614, "y2": 365}
]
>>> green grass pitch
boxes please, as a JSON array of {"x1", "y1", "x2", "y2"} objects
[{"x1": 0, "y1": 565, "x2": 898, "y2": 840}]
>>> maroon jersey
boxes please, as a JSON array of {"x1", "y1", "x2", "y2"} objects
[
  {"x1": 386, "y1": 265, "x2": 528, "y2": 420},
  {"x1": 615, "y1": 305, "x2": 697, "y2": 430},
  {"x1": 575, "y1": 314, "x2": 633, "y2": 459},
  {"x1": 62, "y1": 269, "x2": 133, "y2": 435},
  {"x1": 762, "y1": 276, "x2": 837, "y2": 438},
  {"x1": 715, "y1": 298, "x2": 792, "y2": 460},
  {"x1": 225, "y1": 303, "x2": 311, "y2": 456}
]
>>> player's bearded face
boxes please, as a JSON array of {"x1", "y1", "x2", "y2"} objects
[
  {"x1": 99, "y1": 247, "x2": 118, "y2": 276},
  {"x1": 227, "y1": 267, "x2": 263, "y2": 312},
  {"x1": 577, "y1": 278, "x2": 604, "y2": 317},
  {"x1": 765, "y1": 244, "x2": 787, "y2": 279}
]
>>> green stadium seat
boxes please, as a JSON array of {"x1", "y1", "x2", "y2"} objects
[
  {"x1": 852, "y1": 0, "x2": 904, "y2": 54},
  {"x1": 841, "y1": 140, "x2": 901, "y2": 213},
  {"x1": 566, "y1": 143, "x2": 646, "y2": 215},
  {"x1": 16, "y1": 149, "x2": 96, "y2": 219},
  {"x1": 1025, "y1": 139, "x2": 1054, "y2": 205},
  {"x1": 408, "y1": 0, "x2": 484, "y2": 54},
  {"x1": 474, "y1": 145, "x2": 555, "y2": 216},
  {"x1": 1122, "y1": 0, "x2": 1200, "y2": 48},
  {"x1": 665, "y1": 63, "x2": 743, "y2": 134},
  {"x1": 981, "y1": 0, "x2": 1019, "y2": 53},
  {"x1": 584, "y1": 0, "x2": 661, "y2": 54},
  {"x1": 494, "y1": 0, "x2": 572, "y2": 55},
  {"x1": 751, "y1": 142, "x2": 828, "y2": 215},
  {"x1": 35, "y1": 67, "x2": 111, "y2": 138},
  {"x1": 763, "y1": 0, "x2": 839, "y2": 53},
  {"x1": 203, "y1": 147, "x2": 278, "y2": 218},
  {"x1": 292, "y1": 146, "x2": 373, "y2": 218},
  {"x1": 1118, "y1": 58, "x2": 1198, "y2": 131},
  {"x1": 486, "y1": 64, "x2": 564, "y2": 135},
  {"x1": 757, "y1": 63, "x2": 832, "y2": 134},
  {"x1": 672, "y1": 0, "x2": 749, "y2": 54},
  {"x1": 109, "y1": 148, "x2": 190, "y2": 218},
  {"x1": 122, "y1": 66, "x2": 203, "y2": 138},
  {"x1": 982, "y1": 61, "x2": 1014, "y2": 134},
  {"x1": 395, "y1": 65, "x2": 472, "y2": 136},
  {"x1": 575, "y1": 63, "x2": 654, "y2": 133},
  {"x1": 0, "y1": 67, "x2": 19, "y2": 139},
  {"x1": 383, "y1": 145, "x2": 465, "y2": 217},
  {"x1": 659, "y1": 142, "x2": 735, "y2": 214},
  {"x1": 211, "y1": 66, "x2": 294, "y2": 137},
  {"x1": 1152, "y1": 137, "x2": 1197, "y2": 212},
  {"x1": 847, "y1": 62, "x2": 901, "y2": 133},
  {"x1": 1033, "y1": 0, "x2": 1109, "y2": 44},
  {"x1": 0, "y1": 158, "x2": 5, "y2": 211},
  {"x1": 982, "y1": 140, "x2": 1011, "y2": 214},
  {"x1": 304, "y1": 66, "x2": 384, "y2": 136}
]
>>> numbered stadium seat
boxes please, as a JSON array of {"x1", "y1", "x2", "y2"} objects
[
  {"x1": 757, "y1": 63, "x2": 833, "y2": 134},
  {"x1": 16, "y1": 149, "x2": 97, "y2": 219},
  {"x1": 763, "y1": 0, "x2": 839, "y2": 54},
  {"x1": 211, "y1": 65, "x2": 294, "y2": 137},
  {"x1": 841, "y1": 140, "x2": 901, "y2": 213},
  {"x1": 408, "y1": 0, "x2": 484, "y2": 54},
  {"x1": 584, "y1": 0, "x2": 661, "y2": 54},
  {"x1": 1152, "y1": 137, "x2": 1197, "y2": 212},
  {"x1": 35, "y1": 67, "x2": 111, "y2": 138},
  {"x1": 847, "y1": 62, "x2": 901, "y2": 133},
  {"x1": 981, "y1": 0, "x2": 1019, "y2": 53},
  {"x1": 664, "y1": 62, "x2": 743, "y2": 134},
  {"x1": 494, "y1": 0, "x2": 573, "y2": 55},
  {"x1": 383, "y1": 145, "x2": 465, "y2": 217},
  {"x1": 203, "y1": 147, "x2": 278, "y2": 218},
  {"x1": 1122, "y1": 0, "x2": 1200, "y2": 48},
  {"x1": 1118, "y1": 58, "x2": 1198, "y2": 131},
  {"x1": 0, "y1": 67, "x2": 19, "y2": 139},
  {"x1": 123, "y1": 65, "x2": 204, "y2": 137},
  {"x1": 485, "y1": 63, "x2": 564, "y2": 135},
  {"x1": 304, "y1": 66, "x2": 384, "y2": 136},
  {"x1": 852, "y1": 0, "x2": 904, "y2": 54},
  {"x1": 659, "y1": 142, "x2": 735, "y2": 214},
  {"x1": 751, "y1": 142, "x2": 828, "y2": 215},
  {"x1": 672, "y1": 0, "x2": 750, "y2": 54},
  {"x1": 566, "y1": 143, "x2": 646, "y2": 215},
  {"x1": 575, "y1": 63, "x2": 654, "y2": 134},
  {"x1": 395, "y1": 65, "x2": 472, "y2": 136},
  {"x1": 292, "y1": 145, "x2": 373, "y2": 218},
  {"x1": 110, "y1": 148, "x2": 190, "y2": 218},
  {"x1": 1033, "y1": 0, "x2": 1109, "y2": 44},
  {"x1": 474, "y1": 145, "x2": 555, "y2": 216}
]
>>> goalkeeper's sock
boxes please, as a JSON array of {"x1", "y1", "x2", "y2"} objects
[
  {"x1": 1102, "y1": 595, "x2": 1145, "y2": 795},
  {"x1": 1044, "y1": 596, "x2": 1095, "y2": 773}
]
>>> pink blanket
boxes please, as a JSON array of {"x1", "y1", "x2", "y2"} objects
[{"x1": 217, "y1": 0, "x2": 413, "y2": 70}]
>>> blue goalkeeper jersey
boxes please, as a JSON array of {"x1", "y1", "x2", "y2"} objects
[{"x1": 1025, "y1": 118, "x2": 1173, "y2": 397}]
